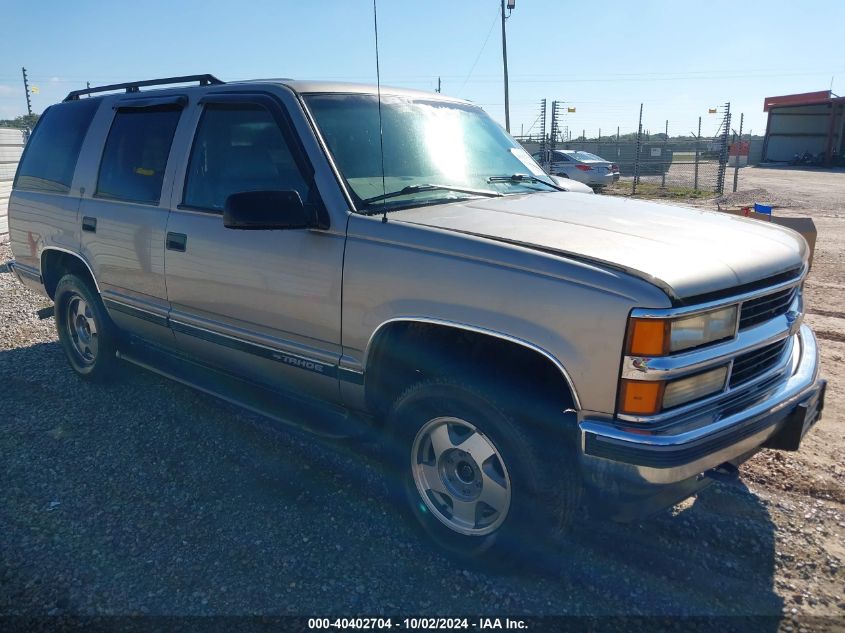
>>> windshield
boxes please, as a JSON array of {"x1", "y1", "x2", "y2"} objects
[
  {"x1": 304, "y1": 93, "x2": 557, "y2": 212},
  {"x1": 571, "y1": 151, "x2": 606, "y2": 162}
]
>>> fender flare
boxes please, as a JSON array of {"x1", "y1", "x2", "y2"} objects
[{"x1": 362, "y1": 317, "x2": 582, "y2": 411}]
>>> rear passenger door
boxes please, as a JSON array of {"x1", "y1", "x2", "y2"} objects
[
  {"x1": 78, "y1": 96, "x2": 185, "y2": 344},
  {"x1": 164, "y1": 93, "x2": 345, "y2": 403}
]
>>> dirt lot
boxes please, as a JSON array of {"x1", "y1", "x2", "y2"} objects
[{"x1": 1, "y1": 166, "x2": 843, "y2": 626}]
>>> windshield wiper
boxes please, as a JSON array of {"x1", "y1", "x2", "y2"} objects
[
  {"x1": 362, "y1": 183, "x2": 502, "y2": 206},
  {"x1": 487, "y1": 173, "x2": 561, "y2": 189}
]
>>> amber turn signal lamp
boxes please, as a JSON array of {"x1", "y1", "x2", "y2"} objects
[
  {"x1": 627, "y1": 318, "x2": 670, "y2": 356},
  {"x1": 619, "y1": 379, "x2": 664, "y2": 416}
]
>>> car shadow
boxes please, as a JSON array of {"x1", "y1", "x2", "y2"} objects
[
  {"x1": 555, "y1": 481, "x2": 783, "y2": 620},
  {"x1": 0, "y1": 341, "x2": 783, "y2": 624}
]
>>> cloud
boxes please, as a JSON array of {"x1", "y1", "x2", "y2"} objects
[
  {"x1": 50, "y1": 77, "x2": 62, "y2": 83},
  {"x1": 0, "y1": 85, "x2": 21, "y2": 96}
]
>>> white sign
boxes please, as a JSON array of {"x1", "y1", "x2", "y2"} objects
[{"x1": 650, "y1": 147, "x2": 662, "y2": 157}]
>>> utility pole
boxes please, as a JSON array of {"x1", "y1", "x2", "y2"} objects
[
  {"x1": 436, "y1": 77, "x2": 441, "y2": 93},
  {"x1": 22, "y1": 67, "x2": 32, "y2": 116},
  {"x1": 501, "y1": 0, "x2": 514, "y2": 133}
]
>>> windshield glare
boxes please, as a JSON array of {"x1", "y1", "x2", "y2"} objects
[{"x1": 305, "y1": 94, "x2": 555, "y2": 210}]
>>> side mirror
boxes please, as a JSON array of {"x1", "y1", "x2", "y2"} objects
[{"x1": 223, "y1": 190, "x2": 316, "y2": 230}]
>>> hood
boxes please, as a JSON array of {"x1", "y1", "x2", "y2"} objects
[{"x1": 392, "y1": 192, "x2": 808, "y2": 300}]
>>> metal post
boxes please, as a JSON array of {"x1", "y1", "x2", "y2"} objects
[
  {"x1": 539, "y1": 98, "x2": 547, "y2": 165},
  {"x1": 661, "y1": 120, "x2": 668, "y2": 189},
  {"x1": 436, "y1": 77, "x2": 441, "y2": 93},
  {"x1": 716, "y1": 102, "x2": 731, "y2": 194},
  {"x1": 22, "y1": 67, "x2": 32, "y2": 116},
  {"x1": 616, "y1": 126, "x2": 620, "y2": 167},
  {"x1": 732, "y1": 112, "x2": 744, "y2": 192},
  {"x1": 694, "y1": 116, "x2": 701, "y2": 191},
  {"x1": 633, "y1": 103, "x2": 643, "y2": 194},
  {"x1": 501, "y1": 0, "x2": 510, "y2": 133}
]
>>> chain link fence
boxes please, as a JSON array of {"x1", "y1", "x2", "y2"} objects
[{"x1": 517, "y1": 103, "x2": 734, "y2": 195}]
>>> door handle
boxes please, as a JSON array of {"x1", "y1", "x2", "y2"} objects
[
  {"x1": 166, "y1": 232, "x2": 187, "y2": 252},
  {"x1": 82, "y1": 216, "x2": 97, "y2": 233}
]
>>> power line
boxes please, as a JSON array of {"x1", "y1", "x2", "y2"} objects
[{"x1": 457, "y1": 2, "x2": 501, "y2": 94}]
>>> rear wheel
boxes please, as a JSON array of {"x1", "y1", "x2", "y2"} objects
[
  {"x1": 386, "y1": 378, "x2": 580, "y2": 562},
  {"x1": 55, "y1": 274, "x2": 119, "y2": 381}
]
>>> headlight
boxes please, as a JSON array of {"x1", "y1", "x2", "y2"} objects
[
  {"x1": 626, "y1": 305, "x2": 738, "y2": 356},
  {"x1": 619, "y1": 365, "x2": 729, "y2": 415},
  {"x1": 662, "y1": 365, "x2": 729, "y2": 409}
]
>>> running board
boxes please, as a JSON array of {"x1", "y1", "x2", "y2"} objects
[{"x1": 115, "y1": 344, "x2": 374, "y2": 441}]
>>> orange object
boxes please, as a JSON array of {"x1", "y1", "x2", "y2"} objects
[
  {"x1": 619, "y1": 380, "x2": 665, "y2": 415},
  {"x1": 627, "y1": 318, "x2": 670, "y2": 356}
]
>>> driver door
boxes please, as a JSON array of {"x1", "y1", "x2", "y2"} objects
[{"x1": 163, "y1": 93, "x2": 345, "y2": 402}]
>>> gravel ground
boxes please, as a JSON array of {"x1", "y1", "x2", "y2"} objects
[{"x1": 1, "y1": 168, "x2": 844, "y2": 625}]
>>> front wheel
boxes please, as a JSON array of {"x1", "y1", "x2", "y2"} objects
[
  {"x1": 386, "y1": 378, "x2": 580, "y2": 562},
  {"x1": 55, "y1": 274, "x2": 119, "y2": 381}
]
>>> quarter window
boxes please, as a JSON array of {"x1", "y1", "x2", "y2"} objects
[
  {"x1": 183, "y1": 105, "x2": 311, "y2": 212},
  {"x1": 14, "y1": 99, "x2": 99, "y2": 194},
  {"x1": 96, "y1": 106, "x2": 181, "y2": 204}
]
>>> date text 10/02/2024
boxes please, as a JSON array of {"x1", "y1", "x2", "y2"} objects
[{"x1": 307, "y1": 618, "x2": 529, "y2": 630}]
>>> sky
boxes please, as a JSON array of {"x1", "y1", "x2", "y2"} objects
[{"x1": 1, "y1": 0, "x2": 844, "y2": 140}]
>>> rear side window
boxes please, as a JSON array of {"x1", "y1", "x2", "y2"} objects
[
  {"x1": 183, "y1": 105, "x2": 311, "y2": 212},
  {"x1": 14, "y1": 99, "x2": 99, "y2": 194},
  {"x1": 96, "y1": 106, "x2": 182, "y2": 204}
]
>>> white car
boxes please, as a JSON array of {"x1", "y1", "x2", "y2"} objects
[{"x1": 533, "y1": 149, "x2": 620, "y2": 190}]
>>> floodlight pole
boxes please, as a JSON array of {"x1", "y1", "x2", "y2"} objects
[{"x1": 501, "y1": 0, "x2": 513, "y2": 133}]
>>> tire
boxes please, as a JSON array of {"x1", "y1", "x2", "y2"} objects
[
  {"x1": 54, "y1": 273, "x2": 119, "y2": 381},
  {"x1": 385, "y1": 378, "x2": 581, "y2": 563}
]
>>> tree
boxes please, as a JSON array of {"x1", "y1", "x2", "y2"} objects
[{"x1": 0, "y1": 113, "x2": 40, "y2": 130}]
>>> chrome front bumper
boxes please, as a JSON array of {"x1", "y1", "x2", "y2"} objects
[{"x1": 579, "y1": 324, "x2": 823, "y2": 486}]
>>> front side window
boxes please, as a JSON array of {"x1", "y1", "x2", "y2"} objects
[
  {"x1": 15, "y1": 99, "x2": 100, "y2": 194},
  {"x1": 305, "y1": 94, "x2": 557, "y2": 213},
  {"x1": 183, "y1": 104, "x2": 310, "y2": 212},
  {"x1": 96, "y1": 106, "x2": 181, "y2": 204}
]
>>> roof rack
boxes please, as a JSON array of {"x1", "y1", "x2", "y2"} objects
[{"x1": 64, "y1": 74, "x2": 224, "y2": 101}]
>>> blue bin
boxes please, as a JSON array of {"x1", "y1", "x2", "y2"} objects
[{"x1": 754, "y1": 203, "x2": 772, "y2": 215}]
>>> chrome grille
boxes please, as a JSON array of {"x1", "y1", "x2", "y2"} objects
[
  {"x1": 739, "y1": 287, "x2": 798, "y2": 330},
  {"x1": 729, "y1": 339, "x2": 788, "y2": 388}
]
